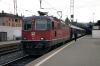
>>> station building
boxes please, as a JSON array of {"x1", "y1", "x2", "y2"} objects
[{"x1": 92, "y1": 20, "x2": 100, "y2": 38}]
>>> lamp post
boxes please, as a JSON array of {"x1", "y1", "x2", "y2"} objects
[
  {"x1": 76, "y1": 19, "x2": 78, "y2": 22},
  {"x1": 93, "y1": 13, "x2": 95, "y2": 25}
]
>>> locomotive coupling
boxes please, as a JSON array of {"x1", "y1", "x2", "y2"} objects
[{"x1": 35, "y1": 43, "x2": 43, "y2": 49}]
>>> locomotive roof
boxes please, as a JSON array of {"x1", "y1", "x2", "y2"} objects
[
  {"x1": 23, "y1": 16, "x2": 53, "y2": 20},
  {"x1": 23, "y1": 16, "x2": 66, "y2": 24},
  {"x1": 69, "y1": 24, "x2": 85, "y2": 30}
]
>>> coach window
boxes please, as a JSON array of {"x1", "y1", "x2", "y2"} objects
[
  {"x1": 58, "y1": 23, "x2": 60, "y2": 29},
  {"x1": 52, "y1": 21, "x2": 54, "y2": 30}
]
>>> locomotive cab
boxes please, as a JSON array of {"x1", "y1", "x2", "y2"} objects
[{"x1": 22, "y1": 18, "x2": 51, "y2": 40}]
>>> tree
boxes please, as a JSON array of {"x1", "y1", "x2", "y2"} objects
[
  {"x1": 65, "y1": 17, "x2": 70, "y2": 24},
  {"x1": 94, "y1": 20, "x2": 100, "y2": 25}
]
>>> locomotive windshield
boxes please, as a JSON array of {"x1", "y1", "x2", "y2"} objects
[
  {"x1": 22, "y1": 20, "x2": 32, "y2": 30},
  {"x1": 35, "y1": 19, "x2": 47, "y2": 30}
]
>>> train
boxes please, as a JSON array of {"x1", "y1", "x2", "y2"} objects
[
  {"x1": 69, "y1": 24, "x2": 85, "y2": 40},
  {"x1": 21, "y1": 11, "x2": 86, "y2": 55}
]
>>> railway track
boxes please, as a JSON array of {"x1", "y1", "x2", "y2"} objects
[
  {"x1": 0, "y1": 51, "x2": 28, "y2": 66},
  {"x1": 5, "y1": 55, "x2": 38, "y2": 66},
  {"x1": 0, "y1": 43, "x2": 21, "y2": 56},
  {"x1": 0, "y1": 42, "x2": 26, "y2": 66}
]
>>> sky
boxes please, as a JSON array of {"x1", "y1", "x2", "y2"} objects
[{"x1": 0, "y1": 0, "x2": 100, "y2": 23}]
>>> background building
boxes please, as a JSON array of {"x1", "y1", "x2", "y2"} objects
[
  {"x1": 0, "y1": 10, "x2": 23, "y2": 41},
  {"x1": 0, "y1": 10, "x2": 22, "y2": 27}
]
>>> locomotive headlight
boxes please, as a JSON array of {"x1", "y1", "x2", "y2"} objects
[
  {"x1": 40, "y1": 38, "x2": 44, "y2": 40},
  {"x1": 23, "y1": 38, "x2": 27, "y2": 40}
]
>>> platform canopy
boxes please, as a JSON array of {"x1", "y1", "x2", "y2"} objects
[{"x1": 69, "y1": 24, "x2": 85, "y2": 30}]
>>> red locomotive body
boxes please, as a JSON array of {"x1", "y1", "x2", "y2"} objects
[{"x1": 21, "y1": 16, "x2": 70, "y2": 55}]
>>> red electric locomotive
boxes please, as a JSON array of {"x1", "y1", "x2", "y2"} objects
[{"x1": 21, "y1": 11, "x2": 70, "y2": 55}]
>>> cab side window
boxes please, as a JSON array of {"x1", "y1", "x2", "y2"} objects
[
  {"x1": 63, "y1": 25, "x2": 65, "y2": 30},
  {"x1": 47, "y1": 20, "x2": 51, "y2": 30},
  {"x1": 52, "y1": 21, "x2": 54, "y2": 30},
  {"x1": 58, "y1": 23, "x2": 60, "y2": 29}
]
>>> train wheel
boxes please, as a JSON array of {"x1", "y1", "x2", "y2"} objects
[{"x1": 50, "y1": 45, "x2": 57, "y2": 51}]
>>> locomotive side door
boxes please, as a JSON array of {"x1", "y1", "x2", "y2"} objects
[
  {"x1": 51, "y1": 21, "x2": 58, "y2": 45},
  {"x1": 52, "y1": 21, "x2": 57, "y2": 38}
]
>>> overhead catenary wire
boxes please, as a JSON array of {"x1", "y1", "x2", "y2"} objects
[
  {"x1": 42, "y1": 0, "x2": 57, "y2": 11},
  {"x1": 0, "y1": 0, "x2": 34, "y2": 14},
  {"x1": 41, "y1": 0, "x2": 69, "y2": 20},
  {"x1": 41, "y1": 0, "x2": 63, "y2": 19},
  {"x1": 0, "y1": 0, "x2": 63, "y2": 18}
]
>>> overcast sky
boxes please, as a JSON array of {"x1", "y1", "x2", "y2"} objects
[{"x1": 0, "y1": 0, "x2": 100, "y2": 23}]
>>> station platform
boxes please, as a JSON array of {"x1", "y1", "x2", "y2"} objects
[
  {"x1": 26, "y1": 35, "x2": 100, "y2": 66},
  {"x1": 0, "y1": 40, "x2": 21, "y2": 48}
]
